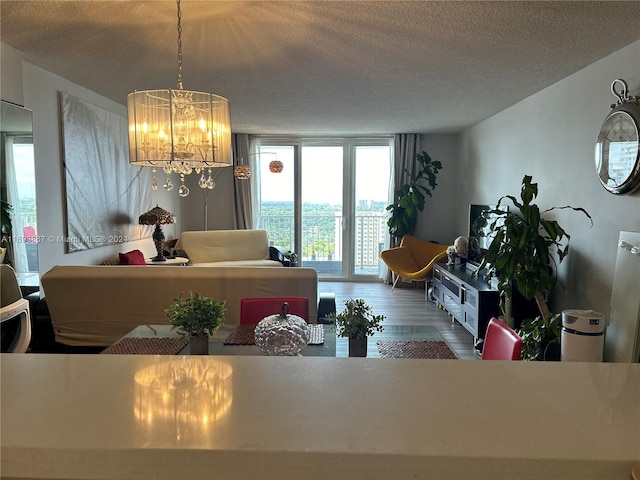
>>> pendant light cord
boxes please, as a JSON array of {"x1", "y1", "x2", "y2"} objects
[{"x1": 176, "y1": 0, "x2": 184, "y2": 90}]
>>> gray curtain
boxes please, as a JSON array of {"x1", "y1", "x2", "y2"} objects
[
  {"x1": 232, "y1": 134, "x2": 252, "y2": 229},
  {"x1": 383, "y1": 133, "x2": 420, "y2": 284},
  {"x1": 391, "y1": 133, "x2": 420, "y2": 248}
]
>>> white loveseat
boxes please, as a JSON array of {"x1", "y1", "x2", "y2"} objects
[{"x1": 175, "y1": 230, "x2": 284, "y2": 267}]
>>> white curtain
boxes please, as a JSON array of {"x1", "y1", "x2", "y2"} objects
[
  {"x1": 379, "y1": 140, "x2": 396, "y2": 281},
  {"x1": 232, "y1": 134, "x2": 263, "y2": 230},
  {"x1": 248, "y1": 137, "x2": 261, "y2": 230},
  {"x1": 3, "y1": 134, "x2": 28, "y2": 273}
]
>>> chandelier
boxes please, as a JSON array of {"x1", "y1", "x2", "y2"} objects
[{"x1": 127, "y1": 0, "x2": 231, "y2": 197}]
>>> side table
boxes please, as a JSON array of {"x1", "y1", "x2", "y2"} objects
[{"x1": 145, "y1": 256, "x2": 189, "y2": 266}]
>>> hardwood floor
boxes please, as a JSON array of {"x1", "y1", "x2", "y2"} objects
[{"x1": 319, "y1": 280, "x2": 480, "y2": 360}]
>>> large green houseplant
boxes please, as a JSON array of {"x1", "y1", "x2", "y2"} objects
[
  {"x1": 165, "y1": 291, "x2": 226, "y2": 354},
  {"x1": 329, "y1": 298, "x2": 385, "y2": 357},
  {"x1": 386, "y1": 150, "x2": 442, "y2": 240},
  {"x1": 475, "y1": 175, "x2": 592, "y2": 360}
]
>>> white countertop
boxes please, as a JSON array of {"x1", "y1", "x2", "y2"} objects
[{"x1": 1, "y1": 354, "x2": 639, "y2": 479}]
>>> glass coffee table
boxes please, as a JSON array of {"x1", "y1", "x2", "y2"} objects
[{"x1": 123, "y1": 324, "x2": 337, "y2": 356}]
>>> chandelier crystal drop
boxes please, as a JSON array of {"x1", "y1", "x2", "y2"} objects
[{"x1": 127, "y1": 0, "x2": 231, "y2": 197}]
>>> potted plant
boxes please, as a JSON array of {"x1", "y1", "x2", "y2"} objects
[
  {"x1": 386, "y1": 150, "x2": 442, "y2": 241},
  {"x1": 1, "y1": 198, "x2": 13, "y2": 264},
  {"x1": 165, "y1": 291, "x2": 226, "y2": 355},
  {"x1": 474, "y1": 175, "x2": 592, "y2": 360},
  {"x1": 518, "y1": 312, "x2": 562, "y2": 361},
  {"x1": 329, "y1": 298, "x2": 385, "y2": 357}
]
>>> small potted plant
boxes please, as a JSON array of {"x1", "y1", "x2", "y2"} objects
[
  {"x1": 329, "y1": 298, "x2": 385, "y2": 357},
  {"x1": 165, "y1": 291, "x2": 226, "y2": 355}
]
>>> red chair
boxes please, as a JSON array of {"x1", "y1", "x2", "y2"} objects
[
  {"x1": 481, "y1": 317, "x2": 523, "y2": 360},
  {"x1": 240, "y1": 297, "x2": 309, "y2": 325}
]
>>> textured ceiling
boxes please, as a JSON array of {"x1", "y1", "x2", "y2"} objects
[{"x1": 1, "y1": 1, "x2": 639, "y2": 135}]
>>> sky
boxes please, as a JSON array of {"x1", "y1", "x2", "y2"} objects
[{"x1": 12, "y1": 144, "x2": 36, "y2": 200}]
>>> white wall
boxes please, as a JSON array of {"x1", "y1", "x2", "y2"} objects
[
  {"x1": 455, "y1": 40, "x2": 640, "y2": 318},
  {"x1": 22, "y1": 62, "x2": 182, "y2": 274},
  {"x1": 0, "y1": 43, "x2": 24, "y2": 105},
  {"x1": 180, "y1": 166, "x2": 236, "y2": 232},
  {"x1": 415, "y1": 134, "x2": 460, "y2": 244}
]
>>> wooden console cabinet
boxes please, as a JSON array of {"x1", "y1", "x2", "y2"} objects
[{"x1": 431, "y1": 263, "x2": 501, "y2": 341}]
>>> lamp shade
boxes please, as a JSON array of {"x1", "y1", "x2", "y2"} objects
[
  {"x1": 139, "y1": 205, "x2": 175, "y2": 226},
  {"x1": 234, "y1": 165, "x2": 251, "y2": 180},
  {"x1": 128, "y1": 89, "x2": 232, "y2": 171},
  {"x1": 269, "y1": 160, "x2": 284, "y2": 173}
]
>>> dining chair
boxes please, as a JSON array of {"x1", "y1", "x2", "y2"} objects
[
  {"x1": 481, "y1": 317, "x2": 522, "y2": 360},
  {"x1": 240, "y1": 297, "x2": 309, "y2": 324},
  {"x1": 1, "y1": 265, "x2": 32, "y2": 353}
]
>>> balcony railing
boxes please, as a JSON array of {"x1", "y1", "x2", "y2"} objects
[{"x1": 258, "y1": 213, "x2": 386, "y2": 275}]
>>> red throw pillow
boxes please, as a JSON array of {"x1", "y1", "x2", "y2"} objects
[{"x1": 118, "y1": 249, "x2": 146, "y2": 265}]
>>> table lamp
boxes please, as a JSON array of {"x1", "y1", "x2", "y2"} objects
[{"x1": 139, "y1": 205, "x2": 174, "y2": 262}]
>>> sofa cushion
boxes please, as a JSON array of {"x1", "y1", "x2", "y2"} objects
[{"x1": 118, "y1": 250, "x2": 146, "y2": 265}]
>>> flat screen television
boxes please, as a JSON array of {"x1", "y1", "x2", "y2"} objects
[{"x1": 467, "y1": 204, "x2": 505, "y2": 267}]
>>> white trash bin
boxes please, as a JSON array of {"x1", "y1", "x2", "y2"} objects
[{"x1": 561, "y1": 310, "x2": 605, "y2": 362}]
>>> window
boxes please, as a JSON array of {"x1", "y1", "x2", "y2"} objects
[{"x1": 255, "y1": 138, "x2": 392, "y2": 280}]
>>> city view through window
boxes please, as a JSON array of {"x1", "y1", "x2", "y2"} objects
[
  {"x1": 257, "y1": 143, "x2": 392, "y2": 278},
  {"x1": 9, "y1": 141, "x2": 38, "y2": 272}
]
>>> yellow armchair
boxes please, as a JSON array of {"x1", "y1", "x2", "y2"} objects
[{"x1": 380, "y1": 235, "x2": 450, "y2": 291}]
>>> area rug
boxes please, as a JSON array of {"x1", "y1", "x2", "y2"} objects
[
  {"x1": 224, "y1": 324, "x2": 324, "y2": 345},
  {"x1": 376, "y1": 340, "x2": 458, "y2": 359},
  {"x1": 101, "y1": 337, "x2": 189, "y2": 355}
]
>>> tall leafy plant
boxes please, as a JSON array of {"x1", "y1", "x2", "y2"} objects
[
  {"x1": 386, "y1": 150, "x2": 442, "y2": 239},
  {"x1": 1, "y1": 199, "x2": 12, "y2": 237},
  {"x1": 475, "y1": 175, "x2": 592, "y2": 360}
]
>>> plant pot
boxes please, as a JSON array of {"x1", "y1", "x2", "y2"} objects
[
  {"x1": 348, "y1": 337, "x2": 367, "y2": 357},
  {"x1": 189, "y1": 335, "x2": 209, "y2": 355},
  {"x1": 542, "y1": 341, "x2": 561, "y2": 361}
]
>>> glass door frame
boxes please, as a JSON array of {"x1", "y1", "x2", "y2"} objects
[{"x1": 257, "y1": 136, "x2": 393, "y2": 280}]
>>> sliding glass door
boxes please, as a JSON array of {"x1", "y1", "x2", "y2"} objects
[
  {"x1": 256, "y1": 138, "x2": 392, "y2": 280},
  {"x1": 300, "y1": 144, "x2": 343, "y2": 275}
]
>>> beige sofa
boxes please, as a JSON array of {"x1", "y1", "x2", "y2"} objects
[
  {"x1": 41, "y1": 265, "x2": 318, "y2": 347},
  {"x1": 175, "y1": 230, "x2": 283, "y2": 267}
]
